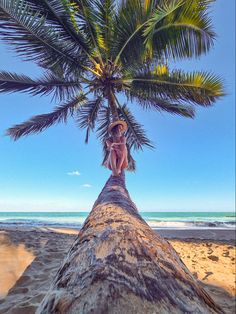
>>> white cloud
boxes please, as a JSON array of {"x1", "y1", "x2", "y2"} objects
[
  {"x1": 82, "y1": 184, "x2": 92, "y2": 188},
  {"x1": 67, "y1": 170, "x2": 81, "y2": 176}
]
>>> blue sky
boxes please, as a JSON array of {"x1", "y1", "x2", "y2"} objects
[{"x1": 0, "y1": 0, "x2": 235, "y2": 212}]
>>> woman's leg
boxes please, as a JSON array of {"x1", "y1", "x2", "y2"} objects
[
  {"x1": 109, "y1": 149, "x2": 119, "y2": 176},
  {"x1": 116, "y1": 150, "x2": 127, "y2": 174}
]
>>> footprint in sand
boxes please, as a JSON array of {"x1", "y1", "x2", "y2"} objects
[
  {"x1": 207, "y1": 255, "x2": 219, "y2": 262},
  {"x1": 222, "y1": 251, "x2": 230, "y2": 257}
]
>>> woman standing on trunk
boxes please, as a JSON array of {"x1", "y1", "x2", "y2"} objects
[{"x1": 104, "y1": 120, "x2": 128, "y2": 176}]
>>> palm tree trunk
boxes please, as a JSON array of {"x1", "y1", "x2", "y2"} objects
[
  {"x1": 37, "y1": 174, "x2": 223, "y2": 314},
  {"x1": 107, "y1": 88, "x2": 119, "y2": 121}
]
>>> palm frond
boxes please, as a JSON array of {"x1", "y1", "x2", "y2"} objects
[
  {"x1": 0, "y1": 71, "x2": 82, "y2": 100},
  {"x1": 0, "y1": 0, "x2": 88, "y2": 73},
  {"x1": 125, "y1": 69, "x2": 224, "y2": 106},
  {"x1": 112, "y1": 0, "x2": 147, "y2": 65},
  {"x1": 6, "y1": 94, "x2": 88, "y2": 140},
  {"x1": 113, "y1": 0, "x2": 215, "y2": 66},
  {"x1": 117, "y1": 103, "x2": 154, "y2": 151},
  {"x1": 96, "y1": 105, "x2": 112, "y2": 143},
  {"x1": 78, "y1": 0, "x2": 104, "y2": 62},
  {"x1": 143, "y1": 0, "x2": 185, "y2": 43},
  {"x1": 126, "y1": 89, "x2": 195, "y2": 118},
  {"x1": 76, "y1": 96, "x2": 104, "y2": 143},
  {"x1": 25, "y1": 0, "x2": 91, "y2": 55},
  {"x1": 126, "y1": 146, "x2": 136, "y2": 172},
  {"x1": 96, "y1": 105, "x2": 112, "y2": 167},
  {"x1": 143, "y1": 0, "x2": 215, "y2": 60},
  {"x1": 93, "y1": 0, "x2": 116, "y2": 59}
]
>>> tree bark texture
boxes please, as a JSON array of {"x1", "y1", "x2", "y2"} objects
[{"x1": 37, "y1": 174, "x2": 223, "y2": 314}]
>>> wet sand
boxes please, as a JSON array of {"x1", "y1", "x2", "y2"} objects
[{"x1": 0, "y1": 227, "x2": 235, "y2": 313}]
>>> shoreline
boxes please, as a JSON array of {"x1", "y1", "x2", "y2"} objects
[
  {"x1": 0, "y1": 226, "x2": 235, "y2": 314},
  {"x1": 1, "y1": 224, "x2": 235, "y2": 243}
]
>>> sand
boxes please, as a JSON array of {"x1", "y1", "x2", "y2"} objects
[
  {"x1": 0, "y1": 231, "x2": 35, "y2": 298},
  {"x1": 0, "y1": 227, "x2": 235, "y2": 314},
  {"x1": 171, "y1": 240, "x2": 236, "y2": 313}
]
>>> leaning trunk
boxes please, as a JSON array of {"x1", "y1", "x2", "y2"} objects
[{"x1": 37, "y1": 174, "x2": 222, "y2": 314}]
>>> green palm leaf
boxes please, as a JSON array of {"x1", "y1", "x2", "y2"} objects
[
  {"x1": 0, "y1": 0, "x2": 88, "y2": 73},
  {"x1": 6, "y1": 94, "x2": 88, "y2": 140},
  {"x1": 126, "y1": 147, "x2": 136, "y2": 172},
  {"x1": 125, "y1": 69, "x2": 224, "y2": 106},
  {"x1": 93, "y1": 0, "x2": 116, "y2": 59},
  {"x1": 96, "y1": 105, "x2": 112, "y2": 143},
  {"x1": 96, "y1": 105, "x2": 112, "y2": 167},
  {"x1": 0, "y1": 71, "x2": 82, "y2": 100},
  {"x1": 78, "y1": 0, "x2": 104, "y2": 62},
  {"x1": 117, "y1": 103, "x2": 154, "y2": 151},
  {"x1": 112, "y1": 0, "x2": 147, "y2": 66},
  {"x1": 25, "y1": 0, "x2": 91, "y2": 55},
  {"x1": 143, "y1": 0, "x2": 215, "y2": 59},
  {"x1": 126, "y1": 90, "x2": 195, "y2": 118},
  {"x1": 77, "y1": 96, "x2": 104, "y2": 143},
  {"x1": 113, "y1": 0, "x2": 215, "y2": 66}
]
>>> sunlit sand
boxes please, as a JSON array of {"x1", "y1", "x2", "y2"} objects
[{"x1": 0, "y1": 232, "x2": 35, "y2": 297}]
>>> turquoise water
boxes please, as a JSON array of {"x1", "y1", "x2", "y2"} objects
[{"x1": 0, "y1": 211, "x2": 235, "y2": 229}]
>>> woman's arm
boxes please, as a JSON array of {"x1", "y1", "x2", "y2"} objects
[
  {"x1": 106, "y1": 138, "x2": 113, "y2": 150},
  {"x1": 112, "y1": 136, "x2": 126, "y2": 146}
]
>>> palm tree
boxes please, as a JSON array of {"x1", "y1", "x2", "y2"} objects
[{"x1": 0, "y1": 0, "x2": 224, "y2": 313}]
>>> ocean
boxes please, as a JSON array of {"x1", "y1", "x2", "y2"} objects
[{"x1": 0, "y1": 211, "x2": 235, "y2": 229}]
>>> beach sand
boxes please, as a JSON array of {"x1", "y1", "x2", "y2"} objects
[{"x1": 0, "y1": 227, "x2": 235, "y2": 314}]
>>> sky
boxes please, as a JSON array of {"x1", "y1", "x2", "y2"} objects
[{"x1": 0, "y1": 0, "x2": 235, "y2": 212}]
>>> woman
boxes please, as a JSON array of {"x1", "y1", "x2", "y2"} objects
[{"x1": 105, "y1": 120, "x2": 128, "y2": 176}]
